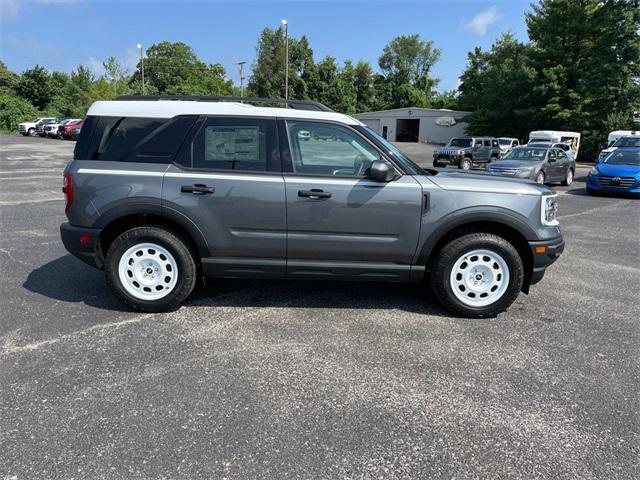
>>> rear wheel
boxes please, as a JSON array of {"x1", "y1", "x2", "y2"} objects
[
  {"x1": 430, "y1": 233, "x2": 524, "y2": 318},
  {"x1": 105, "y1": 226, "x2": 197, "y2": 312},
  {"x1": 460, "y1": 158, "x2": 472, "y2": 170},
  {"x1": 561, "y1": 168, "x2": 574, "y2": 186}
]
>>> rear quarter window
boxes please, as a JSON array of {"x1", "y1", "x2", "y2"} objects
[{"x1": 75, "y1": 116, "x2": 197, "y2": 163}]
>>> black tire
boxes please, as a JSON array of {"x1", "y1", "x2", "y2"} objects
[
  {"x1": 561, "y1": 168, "x2": 574, "y2": 186},
  {"x1": 430, "y1": 233, "x2": 524, "y2": 318},
  {"x1": 105, "y1": 226, "x2": 197, "y2": 312},
  {"x1": 28, "y1": 128, "x2": 36, "y2": 137},
  {"x1": 460, "y1": 157, "x2": 472, "y2": 170}
]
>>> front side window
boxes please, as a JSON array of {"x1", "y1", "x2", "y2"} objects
[
  {"x1": 286, "y1": 121, "x2": 382, "y2": 177},
  {"x1": 190, "y1": 117, "x2": 276, "y2": 172},
  {"x1": 548, "y1": 150, "x2": 557, "y2": 160},
  {"x1": 484, "y1": 139, "x2": 491, "y2": 147}
]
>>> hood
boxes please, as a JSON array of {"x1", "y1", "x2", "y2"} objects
[
  {"x1": 423, "y1": 171, "x2": 551, "y2": 196},
  {"x1": 489, "y1": 159, "x2": 541, "y2": 170},
  {"x1": 595, "y1": 162, "x2": 640, "y2": 177}
]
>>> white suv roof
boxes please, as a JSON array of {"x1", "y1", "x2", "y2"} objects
[{"x1": 87, "y1": 100, "x2": 362, "y2": 126}]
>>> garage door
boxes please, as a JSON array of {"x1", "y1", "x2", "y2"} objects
[{"x1": 363, "y1": 119, "x2": 380, "y2": 134}]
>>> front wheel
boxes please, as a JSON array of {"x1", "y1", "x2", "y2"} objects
[
  {"x1": 105, "y1": 226, "x2": 197, "y2": 312},
  {"x1": 430, "y1": 233, "x2": 524, "y2": 318},
  {"x1": 535, "y1": 171, "x2": 545, "y2": 184},
  {"x1": 28, "y1": 128, "x2": 36, "y2": 136},
  {"x1": 459, "y1": 158, "x2": 472, "y2": 170}
]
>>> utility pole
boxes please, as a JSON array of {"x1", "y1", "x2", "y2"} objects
[
  {"x1": 137, "y1": 43, "x2": 145, "y2": 95},
  {"x1": 281, "y1": 19, "x2": 289, "y2": 101},
  {"x1": 237, "y1": 61, "x2": 246, "y2": 97}
]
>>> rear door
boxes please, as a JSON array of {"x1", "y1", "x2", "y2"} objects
[
  {"x1": 162, "y1": 116, "x2": 287, "y2": 278},
  {"x1": 280, "y1": 119, "x2": 423, "y2": 280}
]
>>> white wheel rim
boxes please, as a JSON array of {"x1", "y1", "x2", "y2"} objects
[
  {"x1": 450, "y1": 249, "x2": 510, "y2": 307},
  {"x1": 566, "y1": 170, "x2": 573, "y2": 184},
  {"x1": 118, "y1": 243, "x2": 178, "y2": 301},
  {"x1": 462, "y1": 160, "x2": 470, "y2": 170},
  {"x1": 536, "y1": 173, "x2": 544, "y2": 184}
]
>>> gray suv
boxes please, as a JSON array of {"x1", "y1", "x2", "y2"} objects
[
  {"x1": 433, "y1": 137, "x2": 501, "y2": 170},
  {"x1": 60, "y1": 96, "x2": 564, "y2": 318}
]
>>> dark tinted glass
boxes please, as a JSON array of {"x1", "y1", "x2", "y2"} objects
[
  {"x1": 190, "y1": 117, "x2": 277, "y2": 171},
  {"x1": 130, "y1": 115, "x2": 197, "y2": 163},
  {"x1": 73, "y1": 115, "x2": 98, "y2": 160},
  {"x1": 95, "y1": 117, "x2": 166, "y2": 161}
]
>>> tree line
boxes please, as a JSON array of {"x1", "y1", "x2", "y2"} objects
[{"x1": 1, "y1": 0, "x2": 638, "y2": 160}]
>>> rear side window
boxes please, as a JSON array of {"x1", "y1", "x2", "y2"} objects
[
  {"x1": 73, "y1": 115, "x2": 98, "y2": 160},
  {"x1": 131, "y1": 116, "x2": 197, "y2": 163},
  {"x1": 186, "y1": 117, "x2": 278, "y2": 172},
  {"x1": 88, "y1": 117, "x2": 166, "y2": 161}
]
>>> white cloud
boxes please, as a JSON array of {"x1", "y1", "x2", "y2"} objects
[
  {"x1": 86, "y1": 57, "x2": 106, "y2": 76},
  {"x1": 0, "y1": 0, "x2": 20, "y2": 23},
  {"x1": 463, "y1": 7, "x2": 503, "y2": 36}
]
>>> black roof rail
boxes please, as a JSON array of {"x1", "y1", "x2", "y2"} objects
[{"x1": 114, "y1": 95, "x2": 334, "y2": 112}]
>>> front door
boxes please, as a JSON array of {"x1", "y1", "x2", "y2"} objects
[
  {"x1": 546, "y1": 149, "x2": 562, "y2": 180},
  {"x1": 162, "y1": 116, "x2": 287, "y2": 278},
  {"x1": 280, "y1": 119, "x2": 423, "y2": 280}
]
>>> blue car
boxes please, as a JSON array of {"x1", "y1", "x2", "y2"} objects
[{"x1": 587, "y1": 147, "x2": 640, "y2": 196}]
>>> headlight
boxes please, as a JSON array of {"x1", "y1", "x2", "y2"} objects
[{"x1": 541, "y1": 194, "x2": 559, "y2": 226}]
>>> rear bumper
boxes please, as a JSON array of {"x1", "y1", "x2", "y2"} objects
[
  {"x1": 528, "y1": 235, "x2": 565, "y2": 285},
  {"x1": 60, "y1": 222, "x2": 103, "y2": 269}
]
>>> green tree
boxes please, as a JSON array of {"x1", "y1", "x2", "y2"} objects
[
  {"x1": 0, "y1": 93, "x2": 39, "y2": 131},
  {"x1": 458, "y1": 32, "x2": 538, "y2": 140},
  {"x1": 249, "y1": 27, "x2": 314, "y2": 99},
  {"x1": 0, "y1": 61, "x2": 19, "y2": 94},
  {"x1": 525, "y1": 0, "x2": 640, "y2": 158},
  {"x1": 131, "y1": 41, "x2": 233, "y2": 96},
  {"x1": 16, "y1": 65, "x2": 53, "y2": 109},
  {"x1": 378, "y1": 34, "x2": 442, "y2": 108}
]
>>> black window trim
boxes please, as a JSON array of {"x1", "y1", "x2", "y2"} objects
[
  {"x1": 172, "y1": 114, "x2": 282, "y2": 175},
  {"x1": 277, "y1": 117, "x2": 405, "y2": 180}
]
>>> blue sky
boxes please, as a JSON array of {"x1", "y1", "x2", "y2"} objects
[{"x1": 1, "y1": 0, "x2": 533, "y2": 91}]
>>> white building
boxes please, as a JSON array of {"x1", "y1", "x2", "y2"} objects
[{"x1": 355, "y1": 107, "x2": 471, "y2": 144}]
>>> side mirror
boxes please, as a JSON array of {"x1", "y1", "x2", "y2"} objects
[
  {"x1": 594, "y1": 156, "x2": 601, "y2": 164},
  {"x1": 368, "y1": 160, "x2": 395, "y2": 182}
]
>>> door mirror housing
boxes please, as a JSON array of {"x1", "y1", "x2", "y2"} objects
[{"x1": 368, "y1": 160, "x2": 395, "y2": 182}]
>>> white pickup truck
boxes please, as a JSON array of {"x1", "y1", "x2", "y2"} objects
[{"x1": 18, "y1": 118, "x2": 57, "y2": 137}]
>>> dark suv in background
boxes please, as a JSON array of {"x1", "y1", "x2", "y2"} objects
[{"x1": 433, "y1": 137, "x2": 501, "y2": 170}]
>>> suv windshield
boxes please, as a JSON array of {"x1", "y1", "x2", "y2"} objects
[
  {"x1": 603, "y1": 150, "x2": 640, "y2": 165},
  {"x1": 448, "y1": 138, "x2": 472, "y2": 148},
  {"x1": 612, "y1": 136, "x2": 640, "y2": 148},
  {"x1": 359, "y1": 126, "x2": 426, "y2": 175},
  {"x1": 498, "y1": 139, "x2": 512, "y2": 145},
  {"x1": 504, "y1": 147, "x2": 548, "y2": 161}
]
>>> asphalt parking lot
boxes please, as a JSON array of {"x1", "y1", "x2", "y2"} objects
[{"x1": 1, "y1": 134, "x2": 639, "y2": 479}]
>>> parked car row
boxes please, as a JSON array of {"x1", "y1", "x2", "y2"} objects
[
  {"x1": 18, "y1": 118, "x2": 84, "y2": 140},
  {"x1": 433, "y1": 130, "x2": 581, "y2": 187}
]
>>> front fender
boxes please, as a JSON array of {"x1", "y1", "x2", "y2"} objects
[{"x1": 414, "y1": 206, "x2": 538, "y2": 268}]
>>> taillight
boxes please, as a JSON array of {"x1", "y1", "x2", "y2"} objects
[{"x1": 62, "y1": 173, "x2": 73, "y2": 211}]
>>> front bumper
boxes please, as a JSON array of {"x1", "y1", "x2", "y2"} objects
[
  {"x1": 60, "y1": 222, "x2": 103, "y2": 269},
  {"x1": 528, "y1": 235, "x2": 565, "y2": 285}
]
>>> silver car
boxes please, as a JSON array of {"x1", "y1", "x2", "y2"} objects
[{"x1": 487, "y1": 146, "x2": 576, "y2": 186}]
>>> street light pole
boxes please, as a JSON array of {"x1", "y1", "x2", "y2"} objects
[
  {"x1": 136, "y1": 43, "x2": 145, "y2": 95},
  {"x1": 237, "y1": 61, "x2": 246, "y2": 97},
  {"x1": 281, "y1": 19, "x2": 289, "y2": 101}
]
